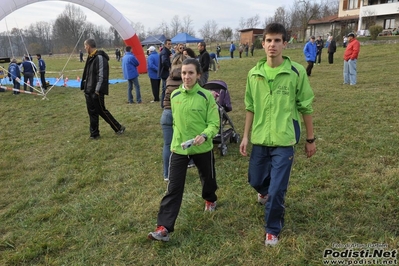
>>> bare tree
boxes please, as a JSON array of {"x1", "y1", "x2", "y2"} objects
[
  {"x1": 290, "y1": 0, "x2": 322, "y2": 42},
  {"x1": 319, "y1": 0, "x2": 340, "y2": 17},
  {"x1": 199, "y1": 20, "x2": 212, "y2": 42},
  {"x1": 109, "y1": 26, "x2": 122, "y2": 47},
  {"x1": 182, "y1": 15, "x2": 195, "y2": 36},
  {"x1": 262, "y1": 16, "x2": 275, "y2": 28},
  {"x1": 238, "y1": 17, "x2": 246, "y2": 30},
  {"x1": 273, "y1": 7, "x2": 291, "y2": 30},
  {"x1": 246, "y1": 14, "x2": 261, "y2": 28},
  {"x1": 209, "y1": 20, "x2": 219, "y2": 44},
  {"x1": 218, "y1": 27, "x2": 233, "y2": 42},
  {"x1": 158, "y1": 20, "x2": 171, "y2": 38},
  {"x1": 170, "y1": 15, "x2": 181, "y2": 37},
  {"x1": 52, "y1": 4, "x2": 87, "y2": 53},
  {"x1": 130, "y1": 22, "x2": 146, "y2": 40},
  {"x1": 32, "y1": 21, "x2": 53, "y2": 54}
]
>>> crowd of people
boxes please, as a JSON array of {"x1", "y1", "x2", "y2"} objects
[
  {"x1": 302, "y1": 32, "x2": 360, "y2": 85},
  {"x1": 5, "y1": 53, "x2": 47, "y2": 94}
]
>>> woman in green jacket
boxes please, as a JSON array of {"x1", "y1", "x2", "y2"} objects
[{"x1": 148, "y1": 58, "x2": 220, "y2": 242}]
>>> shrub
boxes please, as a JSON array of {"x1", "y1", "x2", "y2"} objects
[{"x1": 369, "y1": 25, "x2": 383, "y2": 40}]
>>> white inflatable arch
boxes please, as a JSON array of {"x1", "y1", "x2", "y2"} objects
[{"x1": 0, "y1": 0, "x2": 147, "y2": 73}]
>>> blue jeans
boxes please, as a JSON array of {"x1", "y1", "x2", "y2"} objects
[
  {"x1": 161, "y1": 109, "x2": 173, "y2": 179},
  {"x1": 343, "y1": 59, "x2": 357, "y2": 85},
  {"x1": 248, "y1": 145, "x2": 294, "y2": 236},
  {"x1": 24, "y1": 72, "x2": 34, "y2": 92},
  {"x1": 127, "y1": 77, "x2": 141, "y2": 103}
]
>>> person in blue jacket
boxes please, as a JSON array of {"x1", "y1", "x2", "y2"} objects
[
  {"x1": 122, "y1": 46, "x2": 141, "y2": 104},
  {"x1": 229, "y1": 41, "x2": 236, "y2": 58},
  {"x1": 8, "y1": 58, "x2": 21, "y2": 95},
  {"x1": 21, "y1": 56, "x2": 37, "y2": 92},
  {"x1": 147, "y1": 46, "x2": 160, "y2": 102},
  {"x1": 303, "y1": 36, "x2": 317, "y2": 76},
  {"x1": 36, "y1": 54, "x2": 47, "y2": 91}
]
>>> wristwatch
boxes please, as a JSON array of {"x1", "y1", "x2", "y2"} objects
[{"x1": 306, "y1": 137, "x2": 316, "y2": 144}]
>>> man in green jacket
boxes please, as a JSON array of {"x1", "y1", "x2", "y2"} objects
[{"x1": 239, "y1": 23, "x2": 317, "y2": 246}]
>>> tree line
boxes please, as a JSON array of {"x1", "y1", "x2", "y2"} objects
[{"x1": 0, "y1": 0, "x2": 338, "y2": 57}]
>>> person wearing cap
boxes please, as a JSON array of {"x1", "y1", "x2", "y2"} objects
[
  {"x1": 147, "y1": 46, "x2": 161, "y2": 102},
  {"x1": 303, "y1": 36, "x2": 317, "y2": 77},
  {"x1": 343, "y1": 32, "x2": 360, "y2": 85}
]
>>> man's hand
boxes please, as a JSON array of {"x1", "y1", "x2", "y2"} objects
[
  {"x1": 239, "y1": 137, "x2": 249, "y2": 156},
  {"x1": 305, "y1": 142, "x2": 316, "y2": 158}
]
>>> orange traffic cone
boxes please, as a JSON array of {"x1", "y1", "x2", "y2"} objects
[
  {"x1": 36, "y1": 80, "x2": 40, "y2": 86},
  {"x1": 77, "y1": 76, "x2": 80, "y2": 82},
  {"x1": 64, "y1": 77, "x2": 68, "y2": 87}
]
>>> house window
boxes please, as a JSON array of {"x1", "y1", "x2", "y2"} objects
[
  {"x1": 384, "y1": 19, "x2": 395, "y2": 29},
  {"x1": 348, "y1": 0, "x2": 358, "y2": 9}
]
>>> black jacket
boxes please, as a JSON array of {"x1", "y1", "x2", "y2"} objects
[
  {"x1": 198, "y1": 49, "x2": 210, "y2": 73},
  {"x1": 328, "y1": 40, "x2": 337, "y2": 54},
  {"x1": 81, "y1": 50, "x2": 110, "y2": 95},
  {"x1": 158, "y1": 47, "x2": 171, "y2": 79}
]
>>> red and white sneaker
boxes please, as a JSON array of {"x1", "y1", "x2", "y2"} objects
[
  {"x1": 204, "y1": 201, "x2": 217, "y2": 212},
  {"x1": 257, "y1": 193, "x2": 269, "y2": 205},
  {"x1": 148, "y1": 225, "x2": 170, "y2": 242},
  {"x1": 265, "y1": 233, "x2": 278, "y2": 246}
]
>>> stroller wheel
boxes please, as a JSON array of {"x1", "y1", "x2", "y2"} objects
[
  {"x1": 230, "y1": 133, "x2": 240, "y2": 144},
  {"x1": 220, "y1": 144, "x2": 228, "y2": 156}
]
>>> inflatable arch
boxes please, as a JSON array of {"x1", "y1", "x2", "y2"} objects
[{"x1": 0, "y1": 0, "x2": 147, "y2": 73}]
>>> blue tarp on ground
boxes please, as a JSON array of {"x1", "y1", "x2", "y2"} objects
[
  {"x1": 0, "y1": 77, "x2": 126, "y2": 88},
  {"x1": 171, "y1": 33, "x2": 204, "y2": 44}
]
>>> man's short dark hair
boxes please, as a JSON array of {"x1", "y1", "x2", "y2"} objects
[
  {"x1": 198, "y1": 41, "x2": 206, "y2": 49},
  {"x1": 262, "y1": 23, "x2": 288, "y2": 42},
  {"x1": 165, "y1": 39, "x2": 171, "y2": 44},
  {"x1": 36, "y1": 54, "x2": 41, "y2": 58},
  {"x1": 125, "y1": 46, "x2": 132, "y2": 52},
  {"x1": 85, "y1": 39, "x2": 96, "y2": 48}
]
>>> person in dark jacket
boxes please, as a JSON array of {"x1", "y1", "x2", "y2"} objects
[
  {"x1": 8, "y1": 58, "x2": 21, "y2": 95},
  {"x1": 80, "y1": 38, "x2": 125, "y2": 140},
  {"x1": 197, "y1": 41, "x2": 210, "y2": 86},
  {"x1": 315, "y1": 36, "x2": 324, "y2": 65},
  {"x1": 21, "y1": 56, "x2": 37, "y2": 92},
  {"x1": 327, "y1": 36, "x2": 337, "y2": 64},
  {"x1": 36, "y1": 54, "x2": 47, "y2": 91},
  {"x1": 158, "y1": 39, "x2": 172, "y2": 108}
]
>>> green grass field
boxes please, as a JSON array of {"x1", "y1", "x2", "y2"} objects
[{"x1": 0, "y1": 43, "x2": 398, "y2": 265}]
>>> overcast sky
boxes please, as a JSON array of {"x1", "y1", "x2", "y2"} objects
[{"x1": 0, "y1": 0, "x2": 296, "y2": 37}]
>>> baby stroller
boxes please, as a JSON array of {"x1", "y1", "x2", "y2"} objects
[{"x1": 203, "y1": 80, "x2": 240, "y2": 156}]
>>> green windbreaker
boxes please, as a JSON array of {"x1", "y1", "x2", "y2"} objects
[
  {"x1": 245, "y1": 56, "x2": 314, "y2": 147},
  {"x1": 170, "y1": 83, "x2": 220, "y2": 155}
]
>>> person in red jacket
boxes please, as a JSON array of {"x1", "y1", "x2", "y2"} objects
[{"x1": 343, "y1": 32, "x2": 360, "y2": 85}]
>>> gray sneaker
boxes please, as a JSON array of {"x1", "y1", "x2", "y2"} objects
[
  {"x1": 116, "y1": 126, "x2": 125, "y2": 135},
  {"x1": 148, "y1": 226, "x2": 170, "y2": 242},
  {"x1": 257, "y1": 193, "x2": 269, "y2": 205}
]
